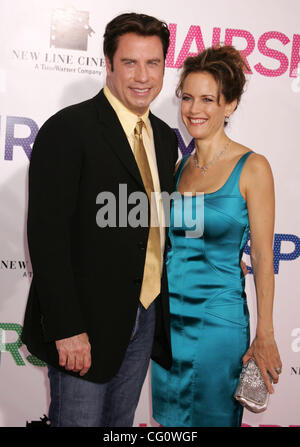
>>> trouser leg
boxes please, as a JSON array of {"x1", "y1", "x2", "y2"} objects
[{"x1": 47, "y1": 301, "x2": 156, "y2": 427}]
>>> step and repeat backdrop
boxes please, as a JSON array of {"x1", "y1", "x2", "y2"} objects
[{"x1": 0, "y1": 0, "x2": 299, "y2": 427}]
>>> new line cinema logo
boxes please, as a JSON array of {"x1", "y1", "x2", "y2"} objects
[
  {"x1": 0, "y1": 259, "x2": 32, "y2": 278},
  {"x1": 50, "y1": 7, "x2": 95, "y2": 51},
  {"x1": 12, "y1": 6, "x2": 105, "y2": 76}
]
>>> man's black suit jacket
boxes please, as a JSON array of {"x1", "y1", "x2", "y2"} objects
[{"x1": 21, "y1": 89, "x2": 178, "y2": 383}]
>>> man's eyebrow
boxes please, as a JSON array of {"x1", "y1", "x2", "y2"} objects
[{"x1": 120, "y1": 57, "x2": 162, "y2": 63}]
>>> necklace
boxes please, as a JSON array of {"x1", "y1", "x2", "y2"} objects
[{"x1": 193, "y1": 139, "x2": 231, "y2": 175}]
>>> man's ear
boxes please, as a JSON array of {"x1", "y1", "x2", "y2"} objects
[{"x1": 105, "y1": 56, "x2": 113, "y2": 76}]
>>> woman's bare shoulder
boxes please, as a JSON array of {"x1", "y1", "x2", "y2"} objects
[{"x1": 234, "y1": 142, "x2": 271, "y2": 173}]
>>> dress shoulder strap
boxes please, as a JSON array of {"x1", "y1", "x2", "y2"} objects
[
  {"x1": 221, "y1": 151, "x2": 253, "y2": 196},
  {"x1": 174, "y1": 155, "x2": 189, "y2": 190}
]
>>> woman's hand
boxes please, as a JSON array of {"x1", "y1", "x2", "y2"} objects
[{"x1": 242, "y1": 334, "x2": 282, "y2": 394}]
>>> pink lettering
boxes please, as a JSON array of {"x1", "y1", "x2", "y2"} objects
[
  {"x1": 242, "y1": 424, "x2": 300, "y2": 427},
  {"x1": 166, "y1": 23, "x2": 177, "y2": 68},
  {"x1": 254, "y1": 31, "x2": 290, "y2": 77},
  {"x1": 290, "y1": 34, "x2": 300, "y2": 77},
  {"x1": 175, "y1": 25, "x2": 205, "y2": 68},
  {"x1": 166, "y1": 24, "x2": 297, "y2": 79},
  {"x1": 212, "y1": 27, "x2": 221, "y2": 46},
  {"x1": 225, "y1": 29, "x2": 255, "y2": 73}
]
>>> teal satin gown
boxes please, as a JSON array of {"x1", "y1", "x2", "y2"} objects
[{"x1": 151, "y1": 151, "x2": 252, "y2": 427}]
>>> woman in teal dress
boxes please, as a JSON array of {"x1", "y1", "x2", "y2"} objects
[{"x1": 151, "y1": 45, "x2": 282, "y2": 427}]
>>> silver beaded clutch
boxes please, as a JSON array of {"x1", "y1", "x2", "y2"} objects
[{"x1": 234, "y1": 359, "x2": 271, "y2": 413}]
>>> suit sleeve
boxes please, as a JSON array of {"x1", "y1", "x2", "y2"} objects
[{"x1": 27, "y1": 112, "x2": 86, "y2": 342}]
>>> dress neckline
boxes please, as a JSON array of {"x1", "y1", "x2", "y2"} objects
[{"x1": 176, "y1": 151, "x2": 253, "y2": 197}]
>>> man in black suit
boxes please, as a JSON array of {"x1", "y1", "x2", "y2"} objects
[{"x1": 21, "y1": 13, "x2": 178, "y2": 427}]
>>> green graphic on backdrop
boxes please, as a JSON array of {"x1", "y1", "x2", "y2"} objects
[{"x1": 0, "y1": 323, "x2": 46, "y2": 367}]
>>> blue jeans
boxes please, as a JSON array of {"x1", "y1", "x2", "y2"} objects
[{"x1": 47, "y1": 301, "x2": 156, "y2": 427}]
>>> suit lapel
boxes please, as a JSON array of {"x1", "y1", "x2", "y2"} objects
[
  {"x1": 149, "y1": 112, "x2": 170, "y2": 194},
  {"x1": 93, "y1": 90, "x2": 171, "y2": 194}
]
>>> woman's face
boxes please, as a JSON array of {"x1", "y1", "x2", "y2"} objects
[{"x1": 181, "y1": 71, "x2": 235, "y2": 140}]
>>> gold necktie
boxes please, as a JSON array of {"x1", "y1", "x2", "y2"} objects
[{"x1": 133, "y1": 120, "x2": 161, "y2": 309}]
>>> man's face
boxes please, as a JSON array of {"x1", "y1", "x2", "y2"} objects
[{"x1": 105, "y1": 33, "x2": 165, "y2": 116}]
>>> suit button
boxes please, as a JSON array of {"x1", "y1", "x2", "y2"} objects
[
  {"x1": 134, "y1": 278, "x2": 142, "y2": 284},
  {"x1": 138, "y1": 241, "x2": 146, "y2": 250}
]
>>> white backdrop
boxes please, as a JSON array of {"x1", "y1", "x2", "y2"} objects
[{"x1": 0, "y1": 0, "x2": 299, "y2": 427}]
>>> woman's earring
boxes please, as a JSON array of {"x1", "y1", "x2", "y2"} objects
[{"x1": 224, "y1": 116, "x2": 229, "y2": 124}]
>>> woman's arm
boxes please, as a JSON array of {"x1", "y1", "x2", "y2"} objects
[{"x1": 241, "y1": 153, "x2": 282, "y2": 393}]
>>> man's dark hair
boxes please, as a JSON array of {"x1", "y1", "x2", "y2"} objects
[{"x1": 103, "y1": 13, "x2": 170, "y2": 70}]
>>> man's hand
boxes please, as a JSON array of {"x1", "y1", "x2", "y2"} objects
[{"x1": 55, "y1": 332, "x2": 91, "y2": 376}]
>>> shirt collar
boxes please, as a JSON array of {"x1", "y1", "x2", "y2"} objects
[{"x1": 104, "y1": 85, "x2": 151, "y2": 138}]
